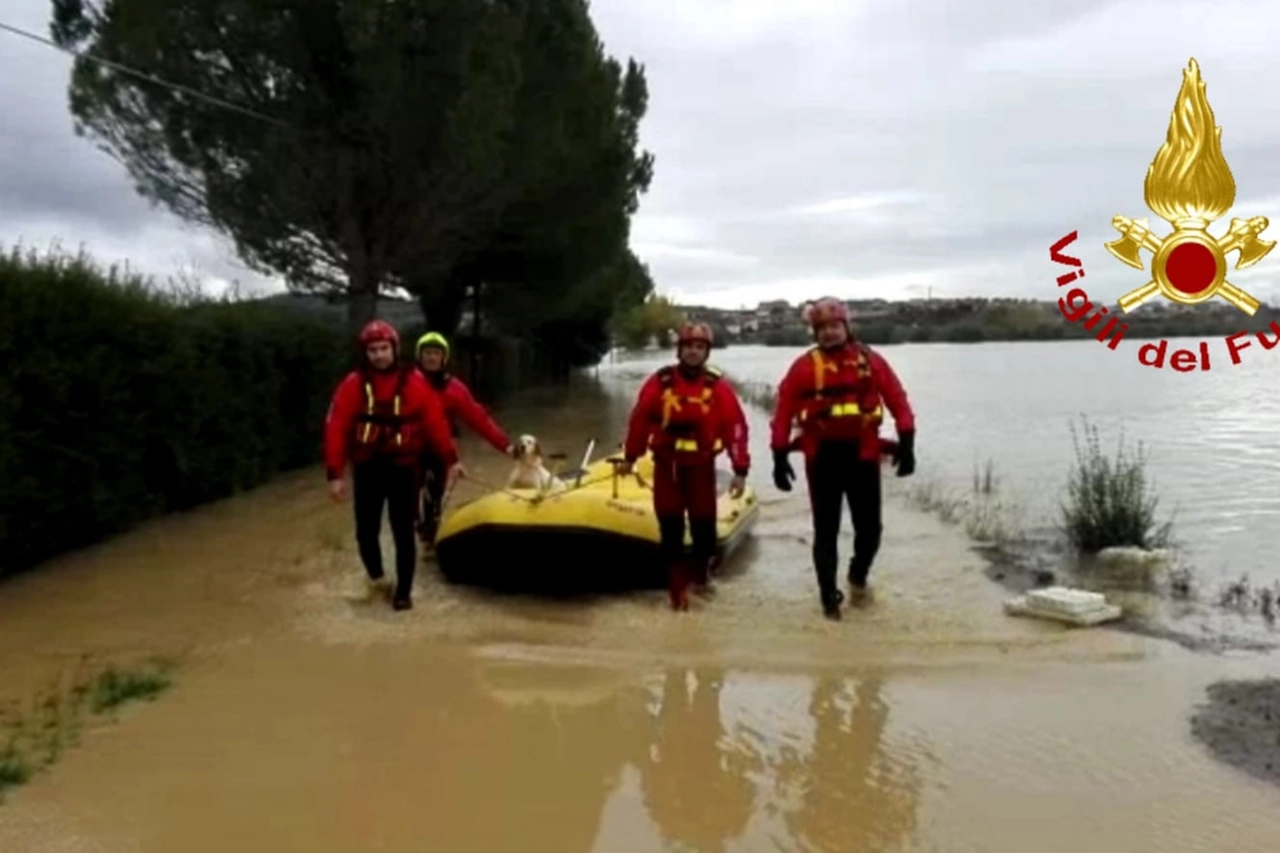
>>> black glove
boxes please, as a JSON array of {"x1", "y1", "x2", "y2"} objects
[
  {"x1": 894, "y1": 430, "x2": 915, "y2": 477},
  {"x1": 772, "y1": 449, "x2": 795, "y2": 492}
]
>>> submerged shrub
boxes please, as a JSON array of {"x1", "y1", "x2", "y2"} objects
[{"x1": 1061, "y1": 415, "x2": 1170, "y2": 552}]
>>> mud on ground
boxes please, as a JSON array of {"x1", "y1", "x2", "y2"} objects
[
  {"x1": 975, "y1": 540, "x2": 1280, "y2": 655},
  {"x1": 1190, "y1": 679, "x2": 1280, "y2": 788}
]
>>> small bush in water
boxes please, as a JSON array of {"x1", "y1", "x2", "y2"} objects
[{"x1": 1061, "y1": 416, "x2": 1170, "y2": 552}]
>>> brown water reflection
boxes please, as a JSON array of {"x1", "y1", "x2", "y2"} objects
[
  {"x1": 778, "y1": 674, "x2": 919, "y2": 853},
  {"x1": 641, "y1": 668, "x2": 760, "y2": 851}
]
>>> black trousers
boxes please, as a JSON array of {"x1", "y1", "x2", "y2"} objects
[
  {"x1": 418, "y1": 452, "x2": 448, "y2": 543},
  {"x1": 805, "y1": 440, "x2": 883, "y2": 596},
  {"x1": 352, "y1": 457, "x2": 419, "y2": 598}
]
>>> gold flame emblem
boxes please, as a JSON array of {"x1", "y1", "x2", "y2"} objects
[{"x1": 1105, "y1": 58, "x2": 1273, "y2": 315}]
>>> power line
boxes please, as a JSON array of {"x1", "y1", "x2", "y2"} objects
[
  {"x1": 0, "y1": 19, "x2": 288, "y2": 127},
  {"x1": 0, "y1": 16, "x2": 507, "y2": 235}
]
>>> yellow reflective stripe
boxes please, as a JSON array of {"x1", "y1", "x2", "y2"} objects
[
  {"x1": 810, "y1": 349, "x2": 825, "y2": 394},
  {"x1": 670, "y1": 437, "x2": 722, "y2": 452},
  {"x1": 799, "y1": 402, "x2": 883, "y2": 419},
  {"x1": 660, "y1": 389, "x2": 679, "y2": 429},
  {"x1": 661, "y1": 387, "x2": 713, "y2": 429},
  {"x1": 361, "y1": 383, "x2": 374, "y2": 442},
  {"x1": 359, "y1": 384, "x2": 405, "y2": 446}
]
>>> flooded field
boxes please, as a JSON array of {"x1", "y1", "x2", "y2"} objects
[{"x1": 1, "y1": 368, "x2": 1278, "y2": 851}]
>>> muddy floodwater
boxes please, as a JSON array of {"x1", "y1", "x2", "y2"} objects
[{"x1": 2, "y1": 356, "x2": 1280, "y2": 851}]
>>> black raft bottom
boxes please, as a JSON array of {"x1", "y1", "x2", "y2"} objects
[{"x1": 434, "y1": 525, "x2": 749, "y2": 594}]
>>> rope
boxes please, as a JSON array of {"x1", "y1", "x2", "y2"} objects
[
  {"x1": 449, "y1": 468, "x2": 651, "y2": 504},
  {"x1": 438, "y1": 470, "x2": 459, "y2": 511},
  {"x1": 454, "y1": 472, "x2": 544, "y2": 503}
]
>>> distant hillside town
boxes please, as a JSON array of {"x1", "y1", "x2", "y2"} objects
[
  {"x1": 257, "y1": 289, "x2": 1280, "y2": 351},
  {"x1": 675, "y1": 296, "x2": 1280, "y2": 347}
]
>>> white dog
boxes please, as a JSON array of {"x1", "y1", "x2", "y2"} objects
[{"x1": 507, "y1": 434, "x2": 565, "y2": 492}]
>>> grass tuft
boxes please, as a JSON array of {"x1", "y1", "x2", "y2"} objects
[
  {"x1": 0, "y1": 657, "x2": 176, "y2": 803},
  {"x1": 1061, "y1": 415, "x2": 1171, "y2": 553}
]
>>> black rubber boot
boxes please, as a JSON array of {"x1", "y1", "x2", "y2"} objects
[
  {"x1": 847, "y1": 557, "x2": 873, "y2": 605},
  {"x1": 821, "y1": 588, "x2": 844, "y2": 620},
  {"x1": 816, "y1": 562, "x2": 843, "y2": 620},
  {"x1": 847, "y1": 554, "x2": 871, "y2": 587},
  {"x1": 392, "y1": 594, "x2": 413, "y2": 611}
]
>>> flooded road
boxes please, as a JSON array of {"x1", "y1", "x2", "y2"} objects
[{"x1": 2, "y1": 370, "x2": 1279, "y2": 851}]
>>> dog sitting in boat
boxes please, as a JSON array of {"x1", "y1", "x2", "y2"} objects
[{"x1": 506, "y1": 434, "x2": 565, "y2": 492}]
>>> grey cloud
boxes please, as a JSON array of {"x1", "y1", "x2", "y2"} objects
[
  {"x1": 6, "y1": 0, "x2": 1280, "y2": 308},
  {"x1": 596, "y1": 0, "x2": 1280, "y2": 304},
  {"x1": 0, "y1": 1, "x2": 275, "y2": 292},
  {"x1": 0, "y1": 8, "x2": 157, "y2": 233}
]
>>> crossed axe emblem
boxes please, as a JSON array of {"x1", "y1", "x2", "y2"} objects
[{"x1": 1106, "y1": 214, "x2": 1274, "y2": 315}]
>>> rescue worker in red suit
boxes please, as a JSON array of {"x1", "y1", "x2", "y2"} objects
[
  {"x1": 414, "y1": 331, "x2": 515, "y2": 550},
  {"x1": 324, "y1": 320, "x2": 461, "y2": 611},
  {"x1": 621, "y1": 322, "x2": 751, "y2": 611},
  {"x1": 769, "y1": 298, "x2": 916, "y2": 620}
]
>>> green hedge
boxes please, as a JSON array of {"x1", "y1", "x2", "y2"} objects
[{"x1": 0, "y1": 247, "x2": 348, "y2": 575}]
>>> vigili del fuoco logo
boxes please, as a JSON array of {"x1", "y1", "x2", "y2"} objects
[{"x1": 1049, "y1": 58, "x2": 1280, "y2": 371}]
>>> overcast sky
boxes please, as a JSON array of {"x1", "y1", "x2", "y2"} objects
[{"x1": 4, "y1": 0, "x2": 1280, "y2": 309}]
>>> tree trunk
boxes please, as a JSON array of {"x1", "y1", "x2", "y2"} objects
[
  {"x1": 416, "y1": 281, "x2": 467, "y2": 336},
  {"x1": 346, "y1": 277, "x2": 379, "y2": 341}
]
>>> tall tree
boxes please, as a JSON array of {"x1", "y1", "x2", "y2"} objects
[
  {"x1": 526, "y1": 247, "x2": 654, "y2": 371},
  {"x1": 404, "y1": 0, "x2": 654, "y2": 349},
  {"x1": 615, "y1": 290, "x2": 684, "y2": 351},
  {"x1": 51, "y1": 0, "x2": 523, "y2": 333}
]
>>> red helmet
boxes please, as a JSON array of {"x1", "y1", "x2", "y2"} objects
[
  {"x1": 675, "y1": 321, "x2": 714, "y2": 346},
  {"x1": 803, "y1": 297, "x2": 850, "y2": 328},
  {"x1": 358, "y1": 320, "x2": 400, "y2": 353}
]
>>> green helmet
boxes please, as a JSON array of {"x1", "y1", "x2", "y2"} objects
[{"x1": 416, "y1": 331, "x2": 450, "y2": 362}]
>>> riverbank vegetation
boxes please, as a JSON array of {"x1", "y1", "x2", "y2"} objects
[
  {"x1": 614, "y1": 294, "x2": 687, "y2": 350},
  {"x1": 1061, "y1": 416, "x2": 1171, "y2": 553},
  {"x1": 898, "y1": 417, "x2": 1172, "y2": 558},
  {"x1": 905, "y1": 462, "x2": 1022, "y2": 550},
  {"x1": 0, "y1": 657, "x2": 174, "y2": 802},
  {"x1": 0, "y1": 247, "x2": 349, "y2": 576}
]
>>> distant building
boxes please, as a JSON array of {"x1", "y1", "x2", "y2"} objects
[{"x1": 755, "y1": 299, "x2": 795, "y2": 330}]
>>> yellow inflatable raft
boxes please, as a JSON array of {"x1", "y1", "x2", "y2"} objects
[{"x1": 434, "y1": 452, "x2": 759, "y2": 589}]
